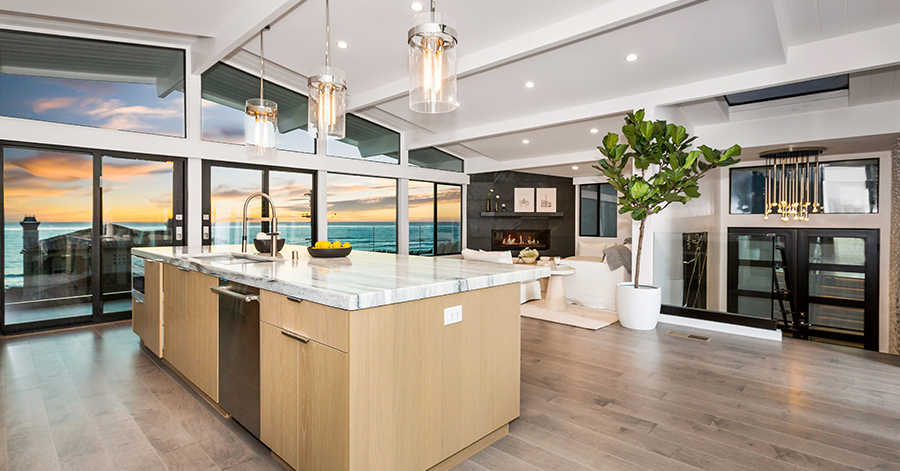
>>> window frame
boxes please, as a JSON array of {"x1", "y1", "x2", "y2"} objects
[
  {"x1": 201, "y1": 161, "x2": 318, "y2": 246},
  {"x1": 0, "y1": 28, "x2": 188, "y2": 138},
  {"x1": 410, "y1": 180, "x2": 463, "y2": 256},
  {"x1": 728, "y1": 158, "x2": 880, "y2": 215},
  {"x1": 579, "y1": 183, "x2": 617, "y2": 238}
]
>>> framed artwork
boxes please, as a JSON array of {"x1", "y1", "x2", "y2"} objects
[
  {"x1": 514, "y1": 188, "x2": 534, "y2": 212},
  {"x1": 536, "y1": 188, "x2": 557, "y2": 213}
]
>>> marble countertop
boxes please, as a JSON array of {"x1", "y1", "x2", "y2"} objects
[{"x1": 132, "y1": 245, "x2": 550, "y2": 311}]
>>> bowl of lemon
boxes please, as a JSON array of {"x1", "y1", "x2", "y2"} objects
[{"x1": 308, "y1": 240, "x2": 352, "y2": 258}]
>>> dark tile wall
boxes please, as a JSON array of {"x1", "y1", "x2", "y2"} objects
[{"x1": 467, "y1": 171, "x2": 576, "y2": 257}]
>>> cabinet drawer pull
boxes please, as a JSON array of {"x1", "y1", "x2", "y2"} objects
[
  {"x1": 177, "y1": 266, "x2": 191, "y2": 272},
  {"x1": 281, "y1": 330, "x2": 310, "y2": 343},
  {"x1": 287, "y1": 296, "x2": 303, "y2": 303}
]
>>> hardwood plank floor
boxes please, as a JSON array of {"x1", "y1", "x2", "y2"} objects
[{"x1": 3, "y1": 318, "x2": 900, "y2": 471}]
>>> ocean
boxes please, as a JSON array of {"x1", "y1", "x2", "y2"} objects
[{"x1": 5, "y1": 221, "x2": 461, "y2": 288}]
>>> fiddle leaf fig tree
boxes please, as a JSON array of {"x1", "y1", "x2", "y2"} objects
[{"x1": 594, "y1": 109, "x2": 741, "y2": 289}]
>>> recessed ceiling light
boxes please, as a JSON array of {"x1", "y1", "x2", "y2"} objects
[
  {"x1": 410, "y1": 2, "x2": 424, "y2": 11},
  {"x1": 337, "y1": 41, "x2": 348, "y2": 49},
  {"x1": 522, "y1": 139, "x2": 530, "y2": 144},
  {"x1": 524, "y1": 81, "x2": 535, "y2": 88},
  {"x1": 590, "y1": 128, "x2": 599, "y2": 134},
  {"x1": 572, "y1": 166, "x2": 579, "y2": 170},
  {"x1": 625, "y1": 54, "x2": 639, "y2": 62}
]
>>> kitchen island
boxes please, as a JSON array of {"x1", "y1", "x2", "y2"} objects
[{"x1": 131, "y1": 245, "x2": 549, "y2": 471}]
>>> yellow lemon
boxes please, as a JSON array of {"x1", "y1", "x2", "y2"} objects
[
  {"x1": 343, "y1": 242, "x2": 351, "y2": 248},
  {"x1": 332, "y1": 241, "x2": 342, "y2": 249}
]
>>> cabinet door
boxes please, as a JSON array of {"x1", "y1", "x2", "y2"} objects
[
  {"x1": 260, "y1": 322, "x2": 299, "y2": 469},
  {"x1": 298, "y1": 340, "x2": 349, "y2": 471},
  {"x1": 133, "y1": 260, "x2": 163, "y2": 357},
  {"x1": 163, "y1": 266, "x2": 219, "y2": 402}
]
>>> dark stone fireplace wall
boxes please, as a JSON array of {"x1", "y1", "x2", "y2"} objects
[{"x1": 467, "y1": 171, "x2": 576, "y2": 257}]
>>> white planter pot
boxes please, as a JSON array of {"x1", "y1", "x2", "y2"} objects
[{"x1": 615, "y1": 282, "x2": 661, "y2": 330}]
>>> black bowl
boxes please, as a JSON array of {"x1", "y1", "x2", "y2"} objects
[
  {"x1": 253, "y1": 238, "x2": 286, "y2": 254},
  {"x1": 307, "y1": 246, "x2": 352, "y2": 258}
]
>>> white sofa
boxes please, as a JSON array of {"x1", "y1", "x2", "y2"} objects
[
  {"x1": 561, "y1": 241, "x2": 629, "y2": 310},
  {"x1": 458, "y1": 249, "x2": 542, "y2": 304}
]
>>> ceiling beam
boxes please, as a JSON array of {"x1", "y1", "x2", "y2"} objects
[
  {"x1": 190, "y1": 0, "x2": 306, "y2": 75},
  {"x1": 406, "y1": 22, "x2": 900, "y2": 149},
  {"x1": 346, "y1": 0, "x2": 701, "y2": 112},
  {"x1": 465, "y1": 150, "x2": 600, "y2": 174}
]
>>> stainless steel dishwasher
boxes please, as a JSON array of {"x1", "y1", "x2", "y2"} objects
[{"x1": 211, "y1": 279, "x2": 261, "y2": 439}]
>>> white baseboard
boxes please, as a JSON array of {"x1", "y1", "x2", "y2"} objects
[{"x1": 658, "y1": 314, "x2": 783, "y2": 342}]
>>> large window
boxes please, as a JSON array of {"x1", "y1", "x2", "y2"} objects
[
  {"x1": 201, "y1": 63, "x2": 315, "y2": 154},
  {"x1": 326, "y1": 174, "x2": 397, "y2": 253},
  {"x1": 409, "y1": 181, "x2": 462, "y2": 256},
  {"x1": 409, "y1": 147, "x2": 464, "y2": 172},
  {"x1": 579, "y1": 183, "x2": 617, "y2": 237},
  {"x1": 0, "y1": 29, "x2": 185, "y2": 137},
  {"x1": 327, "y1": 114, "x2": 400, "y2": 164},
  {"x1": 730, "y1": 159, "x2": 879, "y2": 215},
  {"x1": 203, "y1": 163, "x2": 314, "y2": 247}
]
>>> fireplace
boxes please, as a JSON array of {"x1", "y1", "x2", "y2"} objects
[{"x1": 491, "y1": 230, "x2": 551, "y2": 251}]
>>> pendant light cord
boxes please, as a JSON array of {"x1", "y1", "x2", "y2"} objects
[
  {"x1": 325, "y1": 0, "x2": 331, "y2": 67},
  {"x1": 259, "y1": 27, "x2": 269, "y2": 101}
]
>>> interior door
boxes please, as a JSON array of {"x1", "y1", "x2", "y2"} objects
[
  {"x1": 797, "y1": 229, "x2": 879, "y2": 350},
  {"x1": 726, "y1": 228, "x2": 793, "y2": 319}
]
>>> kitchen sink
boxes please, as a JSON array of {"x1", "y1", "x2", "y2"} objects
[{"x1": 188, "y1": 253, "x2": 275, "y2": 265}]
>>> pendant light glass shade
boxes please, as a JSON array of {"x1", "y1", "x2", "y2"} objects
[
  {"x1": 245, "y1": 98, "x2": 277, "y2": 157},
  {"x1": 308, "y1": 0, "x2": 347, "y2": 139},
  {"x1": 308, "y1": 66, "x2": 347, "y2": 139},
  {"x1": 245, "y1": 27, "x2": 277, "y2": 157},
  {"x1": 408, "y1": 9, "x2": 458, "y2": 114}
]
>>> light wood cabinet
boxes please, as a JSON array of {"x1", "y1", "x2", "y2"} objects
[
  {"x1": 163, "y1": 265, "x2": 219, "y2": 402},
  {"x1": 260, "y1": 290, "x2": 349, "y2": 352},
  {"x1": 132, "y1": 259, "x2": 163, "y2": 357},
  {"x1": 260, "y1": 321, "x2": 349, "y2": 471}
]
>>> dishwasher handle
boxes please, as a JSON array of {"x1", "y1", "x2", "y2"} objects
[{"x1": 210, "y1": 286, "x2": 259, "y2": 303}]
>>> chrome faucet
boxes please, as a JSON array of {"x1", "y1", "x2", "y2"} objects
[{"x1": 241, "y1": 192, "x2": 279, "y2": 256}]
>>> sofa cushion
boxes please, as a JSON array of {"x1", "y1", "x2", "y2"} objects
[
  {"x1": 461, "y1": 248, "x2": 514, "y2": 265},
  {"x1": 577, "y1": 241, "x2": 612, "y2": 259}
]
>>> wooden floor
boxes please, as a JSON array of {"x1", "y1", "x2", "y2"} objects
[
  {"x1": 452, "y1": 318, "x2": 900, "y2": 471},
  {"x1": 3, "y1": 318, "x2": 900, "y2": 471}
]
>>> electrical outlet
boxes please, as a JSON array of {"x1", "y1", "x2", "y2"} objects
[{"x1": 444, "y1": 305, "x2": 462, "y2": 326}]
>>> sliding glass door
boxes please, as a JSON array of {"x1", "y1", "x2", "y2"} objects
[
  {"x1": 1, "y1": 143, "x2": 185, "y2": 333},
  {"x1": 100, "y1": 156, "x2": 181, "y2": 318},
  {"x1": 3, "y1": 147, "x2": 95, "y2": 328}
]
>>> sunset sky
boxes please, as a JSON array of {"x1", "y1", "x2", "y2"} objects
[{"x1": 3, "y1": 148, "x2": 174, "y2": 223}]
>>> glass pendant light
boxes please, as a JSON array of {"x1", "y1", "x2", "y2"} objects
[
  {"x1": 408, "y1": 0, "x2": 458, "y2": 113},
  {"x1": 245, "y1": 26, "x2": 278, "y2": 157},
  {"x1": 308, "y1": 0, "x2": 347, "y2": 139}
]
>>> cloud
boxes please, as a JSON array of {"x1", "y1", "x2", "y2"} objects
[
  {"x1": 32, "y1": 97, "x2": 81, "y2": 114},
  {"x1": 5, "y1": 151, "x2": 93, "y2": 182}
]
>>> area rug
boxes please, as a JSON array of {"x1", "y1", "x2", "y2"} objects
[{"x1": 520, "y1": 299, "x2": 619, "y2": 330}]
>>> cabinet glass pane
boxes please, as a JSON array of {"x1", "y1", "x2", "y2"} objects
[
  {"x1": 409, "y1": 181, "x2": 434, "y2": 256},
  {"x1": 737, "y1": 296, "x2": 773, "y2": 319},
  {"x1": 268, "y1": 171, "x2": 313, "y2": 246},
  {"x1": 809, "y1": 303, "x2": 864, "y2": 332},
  {"x1": 809, "y1": 270, "x2": 865, "y2": 301},
  {"x1": 101, "y1": 156, "x2": 174, "y2": 315},
  {"x1": 809, "y1": 237, "x2": 865, "y2": 266},
  {"x1": 210, "y1": 167, "x2": 263, "y2": 246},
  {"x1": 737, "y1": 266, "x2": 771, "y2": 292},
  {"x1": 4, "y1": 148, "x2": 94, "y2": 325}
]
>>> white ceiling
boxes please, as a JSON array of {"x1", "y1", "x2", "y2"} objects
[
  {"x1": 775, "y1": 0, "x2": 900, "y2": 47},
  {"x1": 3, "y1": 0, "x2": 900, "y2": 175}
]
